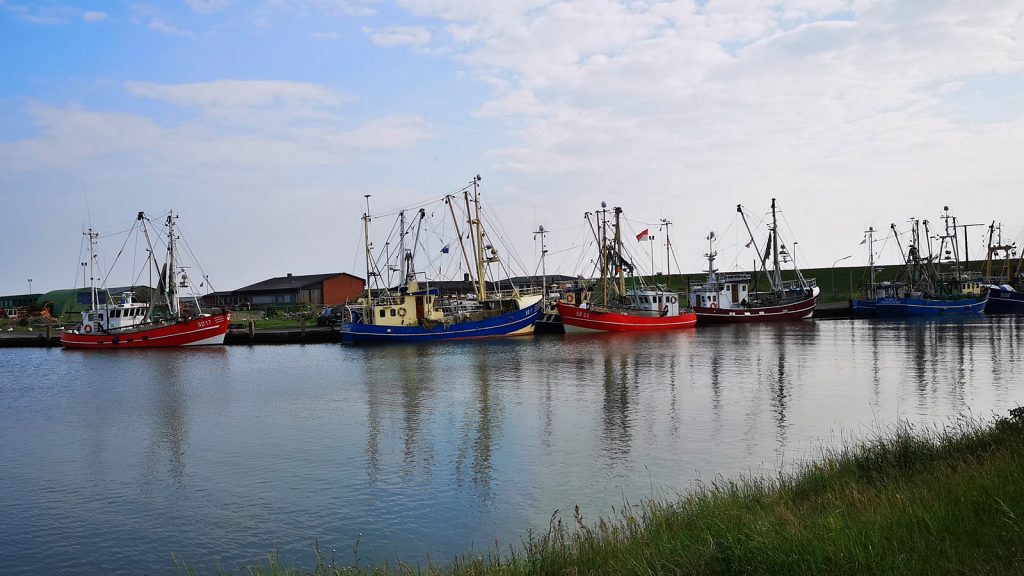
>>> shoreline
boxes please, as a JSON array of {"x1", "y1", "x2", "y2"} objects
[
  {"x1": 196, "y1": 409, "x2": 1024, "y2": 575},
  {"x1": 0, "y1": 302, "x2": 857, "y2": 348}
]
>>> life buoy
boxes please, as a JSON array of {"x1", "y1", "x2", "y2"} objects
[
  {"x1": 669, "y1": 296, "x2": 677, "y2": 304},
  {"x1": 564, "y1": 293, "x2": 575, "y2": 305},
  {"x1": 83, "y1": 324, "x2": 92, "y2": 333},
  {"x1": 398, "y1": 308, "x2": 407, "y2": 317},
  {"x1": 709, "y1": 302, "x2": 718, "y2": 310}
]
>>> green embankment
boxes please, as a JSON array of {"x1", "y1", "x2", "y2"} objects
[
  {"x1": 645, "y1": 258, "x2": 999, "y2": 305},
  {"x1": 181, "y1": 409, "x2": 1024, "y2": 575}
]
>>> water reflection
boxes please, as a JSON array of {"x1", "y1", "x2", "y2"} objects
[{"x1": 4, "y1": 318, "x2": 1024, "y2": 576}]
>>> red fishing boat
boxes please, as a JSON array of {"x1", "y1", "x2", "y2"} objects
[
  {"x1": 61, "y1": 211, "x2": 230, "y2": 349},
  {"x1": 558, "y1": 205, "x2": 696, "y2": 334},
  {"x1": 689, "y1": 199, "x2": 818, "y2": 323}
]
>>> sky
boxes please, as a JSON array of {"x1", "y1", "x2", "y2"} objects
[{"x1": 2, "y1": 0, "x2": 1024, "y2": 295}]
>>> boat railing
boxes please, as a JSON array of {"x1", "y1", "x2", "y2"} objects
[{"x1": 780, "y1": 278, "x2": 815, "y2": 291}]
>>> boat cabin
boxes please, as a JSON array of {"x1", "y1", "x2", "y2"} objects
[
  {"x1": 80, "y1": 291, "x2": 150, "y2": 333},
  {"x1": 623, "y1": 289, "x2": 682, "y2": 316},
  {"x1": 688, "y1": 273, "x2": 752, "y2": 310}
]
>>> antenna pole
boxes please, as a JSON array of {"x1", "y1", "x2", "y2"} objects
[{"x1": 363, "y1": 195, "x2": 373, "y2": 324}]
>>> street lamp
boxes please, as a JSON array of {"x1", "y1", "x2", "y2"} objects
[{"x1": 831, "y1": 255, "x2": 852, "y2": 300}]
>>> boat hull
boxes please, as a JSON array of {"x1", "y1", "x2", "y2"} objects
[
  {"x1": 556, "y1": 302, "x2": 696, "y2": 333},
  {"x1": 693, "y1": 294, "x2": 817, "y2": 323},
  {"x1": 873, "y1": 296, "x2": 988, "y2": 316},
  {"x1": 60, "y1": 312, "x2": 231, "y2": 349},
  {"x1": 985, "y1": 287, "x2": 1024, "y2": 314},
  {"x1": 851, "y1": 299, "x2": 877, "y2": 316},
  {"x1": 340, "y1": 301, "x2": 541, "y2": 343},
  {"x1": 533, "y1": 311, "x2": 565, "y2": 334}
]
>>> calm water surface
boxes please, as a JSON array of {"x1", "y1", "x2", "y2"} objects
[{"x1": 1, "y1": 317, "x2": 1022, "y2": 574}]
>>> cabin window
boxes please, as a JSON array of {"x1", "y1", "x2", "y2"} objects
[
  {"x1": 741, "y1": 286, "x2": 747, "y2": 293},
  {"x1": 725, "y1": 284, "x2": 730, "y2": 290},
  {"x1": 390, "y1": 309, "x2": 397, "y2": 317},
  {"x1": 378, "y1": 309, "x2": 386, "y2": 318}
]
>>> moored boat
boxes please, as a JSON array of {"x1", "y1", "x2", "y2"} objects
[
  {"x1": 853, "y1": 208, "x2": 987, "y2": 317},
  {"x1": 558, "y1": 205, "x2": 696, "y2": 334},
  {"x1": 341, "y1": 176, "x2": 542, "y2": 344},
  {"x1": 689, "y1": 199, "x2": 819, "y2": 323},
  {"x1": 981, "y1": 222, "x2": 1024, "y2": 314},
  {"x1": 61, "y1": 211, "x2": 230, "y2": 349}
]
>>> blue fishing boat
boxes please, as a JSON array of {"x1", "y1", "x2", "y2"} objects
[
  {"x1": 341, "y1": 176, "x2": 543, "y2": 344},
  {"x1": 986, "y1": 285, "x2": 1024, "y2": 314},
  {"x1": 853, "y1": 209, "x2": 988, "y2": 317},
  {"x1": 981, "y1": 222, "x2": 1024, "y2": 314}
]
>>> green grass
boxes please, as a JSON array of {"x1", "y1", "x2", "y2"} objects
[
  {"x1": 641, "y1": 258, "x2": 996, "y2": 305},
  {"x1": 176, "y1": 409, "x2": 1024, "y2": 575}
]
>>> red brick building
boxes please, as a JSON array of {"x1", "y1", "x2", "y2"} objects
[{"x1": 204, "y1": 273, "x2": 364, "y2": 308}]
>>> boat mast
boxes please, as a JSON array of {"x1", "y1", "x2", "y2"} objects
[
  {"x1": 445, "y1": 195, "x2": 475, "y2": 287},
  {"x1": 865, "y1": 226, "x2": 876, "y2": 298},
  {"x1": 408, "y1": 209, "x2": 426, "y2": 283},
  {"x1": 738, "y1": 204, "x2": 766, "y2": 292},
  {"x1": 87, "y1": 228, "x2": 99, "y2": 310},
  {"x1": 166, "y1": 211, "x2": 179, "y2": 318},
  {"x1": 704, "y1": 231, "x2": 717, "y2": 284},
  {"x1": 661, "y1": 218, "x2": 672, "y2": 282},
  {"x1": 534, "y1": 224, "x2": 547, "y2": 306},
  {"x1": 399, "y1": 210, "x2": 407, "y2": 283},
  {"x1": 614, "y1": 207, "x2": 625, "y2": 296},
  {"x1": 138, "y1": 212, "x2": 161, "y2": 319},
  {"x1": 363, "y1": 194, "x2": 373, "y2": 324},
  {"x1": 471, "y1": 175, "x2": 487, "y2": 301},
  {"x1": 770, "y1": 199, "x2": 782, "y2": 292},
  {"x1": 599, "y1": 202, "x2": 609, "y2": 305}
]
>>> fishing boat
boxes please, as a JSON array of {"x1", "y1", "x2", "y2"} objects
[
  {"x1": 557, "y1": 204, "x2": 695, "y2": 333},
  {"x1": 61, "y1": 211, "x2": 230, "y2": 349},
  {"x1": 689, "y1": 200, "x2": 819, "y2": 323},
  {"x1": 982, "y1": 222, "x2": 1024, "y2": 314},
  {"x1": 340, "y1": 176, "x2": 542, "y2": 343},
  {"x1": 853, "y1": 207, "x2": 987, "y2": 316}
]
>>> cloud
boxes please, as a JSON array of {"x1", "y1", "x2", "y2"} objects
[
  {"x1": 2, "y1": 80, "x2": 434, "y2": 176},
  {"x1": 380, "y1": 0, "x2": 1024, "y2": 269},
  {"x1": 1, "y1": 2, "x2": 74, "y2": 24},
  {"x1": 364, "y1": 25, "x2": 431, "y2": 47},
  {"x1": 82, "y1": 10, "x2": 108, "y2": 23},
  {"x1": 312, "y1": 31, "x2": 339, "y2": 40},
  {"x1": 124, "y1": 80, "x2": 354, "y2": 116},
  {"x1": 266, "y1": 0, "x2": 381, "y2": 17},
  {"x1": 186, "y1": 0, "x2": 233, "y2": 14},
  {"x1": 147, "y1": 19, "x2": 195, "y2": 37}
]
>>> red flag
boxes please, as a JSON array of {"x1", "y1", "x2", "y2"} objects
[{"x1": 636, "y1": 229, "x2": 649, "y2": 241}]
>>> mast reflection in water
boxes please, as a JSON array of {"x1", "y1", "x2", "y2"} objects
[{"x1": 0, "y1": 316, "x2": 1021, "y2": 576}]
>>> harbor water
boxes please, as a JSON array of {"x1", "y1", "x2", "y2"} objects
[{"x1": 1, "y1": 316, "x2": 1021, "y2": 574}]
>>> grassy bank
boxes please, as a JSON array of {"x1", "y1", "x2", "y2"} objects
[{"x1": 182, "y1": 410, "x2": 1024, "y2": 575}]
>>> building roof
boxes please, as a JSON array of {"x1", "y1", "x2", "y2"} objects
[
  {"x1": 234, "y1": 273, "x2": 363, "y2": 294},
  {"x1": 504, "y1": 275, "x2": 579, "y2": 287}
]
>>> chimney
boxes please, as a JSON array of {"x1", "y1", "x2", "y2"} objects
[{"x1": 287, "y1": 273, "x2": 293, "y2": 277}]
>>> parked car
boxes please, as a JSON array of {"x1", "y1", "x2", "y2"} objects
[{"x1": 316, "y1": 306, "x2": 346, "y2": 326}]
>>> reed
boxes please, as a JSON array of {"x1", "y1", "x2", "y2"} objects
[{"x1": 183, "y1": 408, "x2": 1024, "y2": 575}]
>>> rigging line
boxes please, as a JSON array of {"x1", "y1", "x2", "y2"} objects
[
  {"x1": 559, "y1": 223, "x2": 591, "y2": 277},
  {"x1": 99, "y1": 218, "x2": 139, "y2": 289},
  {"x1": 177, "y1": 229, "x2": 216, "y2": 294},
  {"x1": 371, "y1": 193, "x2": 453, "y2": 220}
]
